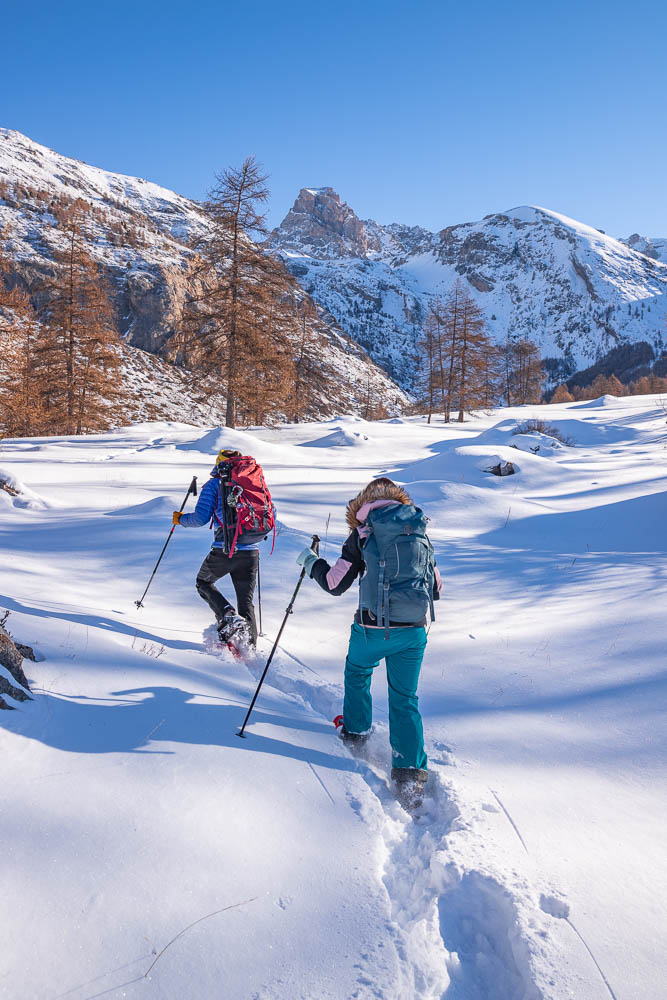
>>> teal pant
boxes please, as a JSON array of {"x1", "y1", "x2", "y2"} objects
[{"x1": 343, "y1": 622, "x2": 428, "y2": 771}]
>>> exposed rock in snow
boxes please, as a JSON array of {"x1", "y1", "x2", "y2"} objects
[
  {"x1": 485, "y1": 459, "x2": 516, "y2": 477},
  {"x1": 621, "y1": 233, "x2": 667, "y2": 263},
  {"x1": 0, "y1": 625, "x2": 31, "y2": 707},
  {"x1": 0, "y1": 465, "x2": 48, "y2": 508},
  {"x1": 275, "y1": 186, "x2": 381, "y2": 257}
]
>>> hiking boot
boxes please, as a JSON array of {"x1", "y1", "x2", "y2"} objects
[
  {"x1": 217, "y1": 613, "x2": 249, "y2": 644},
  {"x1": 339, "y1": 726, "x2": 371, "y2": 756},
  {"x1": 392, "y1": 767, "x2": 428, "y2": 811}
]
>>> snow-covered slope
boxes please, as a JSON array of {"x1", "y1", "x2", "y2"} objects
[
  {"x1": 0, "y1": 128, "x2": 207, "y2": 243},
  {"x1": 1, "y1": 397, "x2": 665, "y2": 998},
  {"x1": 118, "y1": 343, "x2": 227, "y2": 424},
  {"x1": 0, "y1": 130, "x2": 408, "y2": 415},
  {"x1": 270, "y1": 188, "x2": 667, "y2": 387}
]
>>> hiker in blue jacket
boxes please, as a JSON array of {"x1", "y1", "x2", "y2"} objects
[
  {"x1": 296, "y1": 478, "x2": 441, "y2": 808},
  {"x1": 173, "y1": 449, "x2": 274, "y2": 646}
]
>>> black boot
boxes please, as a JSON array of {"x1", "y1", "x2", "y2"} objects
[
  {"x1": 339, "y1": 726, "x2": 370, "y2": 756},
  {"x1": 391, "y1": 767, "x2": 428, "y2": 810}
]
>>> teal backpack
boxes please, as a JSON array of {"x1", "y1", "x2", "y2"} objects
[{"x1": 358, "y1": 503, "x2": 435, "y2": 635}]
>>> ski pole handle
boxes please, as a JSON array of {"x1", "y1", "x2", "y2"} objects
[
  {"x1": 180, "y1": 476, "x2": 197, "y2": 510},
  {"x1": 311, "y1": 534, "x2": 320, "y2": 556}
]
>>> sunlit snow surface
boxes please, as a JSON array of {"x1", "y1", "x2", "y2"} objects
[{"x1": 1, "y1": 398, "x2": 666, "y2": 999}]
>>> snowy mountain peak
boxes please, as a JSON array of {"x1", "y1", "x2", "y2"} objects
[
  {"x1": 273, "y1": 185, "x2": 382, "y2": 258},
  {"x1": 621, "y1": 232, "x2": 667, "y2": 263}
]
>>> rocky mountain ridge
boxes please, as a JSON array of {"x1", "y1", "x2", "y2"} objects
[
  {"x1": 270, "y1": 187, "x2": 667, "y2": 388},
  {"x1": 621, "y1": 233, "x2": 667, "y2": 263}
]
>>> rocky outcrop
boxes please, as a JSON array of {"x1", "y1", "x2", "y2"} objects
[
  {"x1": 0, "y1": 625, "x2": 32, "y2": 708},
  {"x1": 621, "y1": 233, "x2": 667, "y2": 263},
  {"x1": 272, "y1": 187, "x2": 381, "y2": 258}
]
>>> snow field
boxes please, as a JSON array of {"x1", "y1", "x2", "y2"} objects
[{"x1": 1, "y1": 396, "x2": 666, "y2": 999}]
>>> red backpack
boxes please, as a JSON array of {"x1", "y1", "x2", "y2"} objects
[{"x1": 213, "y1": 456, "x2": 275, "y2": 556}]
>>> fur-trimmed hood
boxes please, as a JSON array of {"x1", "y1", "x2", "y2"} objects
[{"x1": 346, "y1": 477, "x2": 413, "y2": 531}]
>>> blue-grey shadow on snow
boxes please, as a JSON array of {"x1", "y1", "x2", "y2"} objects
[
  {"x1": 2, "y1": 685, "x2": 355, "y2": 773},
  {"x1": 477, "y1": 487, "x2": 667, "y2": 554},
  {"x1": 421, "y1": 662, "x2": 667, "y2": 727},
  {"x1": 0, "y1": 594, "x2": 201, "y2": 653}
]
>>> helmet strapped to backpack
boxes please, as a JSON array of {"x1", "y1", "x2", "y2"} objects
[
  {"x1": 358, "y1": 503, "x2": 435, "y2": 636},
  {"x1": 212, "y1": 455, "x2": 275, "y2": 556}
]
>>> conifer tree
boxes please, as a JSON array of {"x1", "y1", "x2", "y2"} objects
[
  {"x1": 503, "y1": 337, "x2": 545, "y2": 405},
  {"x1": 176, "y1": 157, "x2": 293, "y2": 428},
  {"x1": 479, "y1": 343, "x2": 504, "y2": 409},
  {"x1": 606, "y1": 374, "x2": 624, "y2": 396},
  {"x1": 590, "y1": 374, "x2": 611, "y2": 397},
  {"x1": 235, "y1": 304, "x2": 294, "y2": 424},
  {"x1": 550, "y1": 383, "x2": 574, "y2": 403},
  {"x1": 288, "y1": 298, "x2": 325, "y2": 423},
  {"x1": 39, "y1": 207, "x2": 123, "y2": 434},
  {"x1": 416, "y1": 310, "x2": 438, "y2": 423},
  {"x1": 632, "y1": 376, "x2": 652, "y2": 395},
  {"x1": 456, "y1": 287, "x2": 489, "y2": 421},
  {"x1": 441, "y1": 290, "x2": 460, "y2": 423},
  {"x1": 417, "y1": 284, "x2": 499, "y2": 421},
  {"x1": 0, "y1": 252, "x2": 48, "y2": 437}
]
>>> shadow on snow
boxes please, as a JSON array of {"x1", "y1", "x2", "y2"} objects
[{"x1": 0, "y1": 684, "x2": 356, "y2": 774}]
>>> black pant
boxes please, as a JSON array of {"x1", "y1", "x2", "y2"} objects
[{"x1": 196, "y1": 548, "x2": 259, "y2": 646}]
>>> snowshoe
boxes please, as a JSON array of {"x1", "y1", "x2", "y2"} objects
[
  {"x1": 217, "y1": 614, "x2": 250, "y2": 659},
  {"x1": 392, "y1": 767, "x2": 428, "y2": 811},
  {"x1": 217, "y1": 613, "x2": 249, "y2": 644},
  {"x1": 333, "y1": 715, "x2": 370, "y2": 756}
]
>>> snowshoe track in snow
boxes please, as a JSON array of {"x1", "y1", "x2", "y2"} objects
[{"x1": 214, "y1": 627, "x2": 561, "y2": 999}]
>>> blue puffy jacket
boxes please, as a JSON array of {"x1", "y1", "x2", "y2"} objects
[{"x1": 179, "y1": 477, "x2": 263, "y2": 550}]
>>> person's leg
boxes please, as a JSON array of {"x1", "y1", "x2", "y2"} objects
[
  {"x1": 385, "y1": 627, "x2": 428, "y2": 771},
  {"x1": 230, "y1": 550, "x2": 258, "y2": 646},
  {"x1": 343, "y1": 623, "x2": 381, "y2": 735},
  {"x1": 195, "y1": 549, "x2": 234, "y2": 623}
]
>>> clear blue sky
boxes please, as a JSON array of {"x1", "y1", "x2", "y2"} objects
[{"x1": 4, "y1": 0, "x2": 666, "y2": 236}]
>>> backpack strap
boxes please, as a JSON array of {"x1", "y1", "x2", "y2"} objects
[
  {"x1": 377, "y1": 557, "x2": 392, "y2": 639},
  {"x1": 428, "y1": 546, "x2": 436, "y2": 624},
  {"x1": 228, "y1": 515, "x2": 242, "y2": 557},
  {"x1": 212, "y1": 481, "x2": 222, "y2": 530},
  {"x1": 212, "y1": 477, "x2": 235, "y2": 556},
  {"x1": 376, "y1": 558, "x2": 385, "y2": 632}
]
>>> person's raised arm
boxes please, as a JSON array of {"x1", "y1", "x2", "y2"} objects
[{"x1": 297, "y1": 531, "x2": 363, "y2": 597}]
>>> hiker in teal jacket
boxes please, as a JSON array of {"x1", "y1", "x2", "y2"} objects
[{"x1": 296, "y1": 478, "x2": 441, "y2": 808}]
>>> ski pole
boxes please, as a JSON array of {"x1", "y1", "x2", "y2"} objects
[
  {"x1": 134, "y1": 476, "x2": 198, "y2": 608},
  {"x1": 257, "y1": 561, "x2": 264, "y2": 637},
  {"x1": 237, "y1": 534, "x2": 320, "y2": 738}
]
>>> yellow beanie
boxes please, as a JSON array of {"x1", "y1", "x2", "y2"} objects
[{"x1": 216, "y1": 448, "x2": 242, "y2": 464}]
